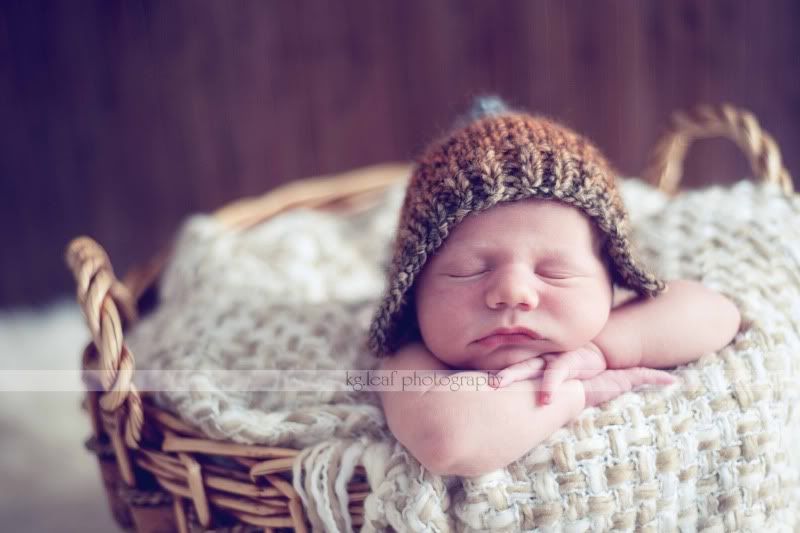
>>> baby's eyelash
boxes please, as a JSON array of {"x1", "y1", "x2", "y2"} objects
[
  {"x1": 537, "y1": 268, "x2": 574, "y2": 277},
  {"x1": 446, "y1": 269, "x2": 489, "y2": 278},
  {"x1": 539, "y1": 273, "x2": 574, "y2": 280}
]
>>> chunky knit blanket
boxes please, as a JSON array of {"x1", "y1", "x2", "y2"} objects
[{"x1": 126, "y1": 176, "x2": 800, "y2": 532}]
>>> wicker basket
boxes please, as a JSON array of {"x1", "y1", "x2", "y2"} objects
[{"x1": 66, "y1": 104, "x2": 793, "y2": 533}]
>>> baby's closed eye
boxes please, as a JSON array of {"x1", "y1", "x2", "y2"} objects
[
  {"x1": 440, "y1": 259, "x2": 490, "y2": 278},
  {"x1": 535, "y1": 258, "x2": 594, "y2": 280},
  {"x1": 535, "y1": 265, "x2": 588, "y2": 281},
  {"x1": 536, "y1": 269, "x2": 576, "y2": 280},
  {"x1": 445, "y1": 269, "x2": 489, "y2": 279}
]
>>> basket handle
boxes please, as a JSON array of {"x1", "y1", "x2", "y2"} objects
[
  {"x1": 641, "y1": 103, "x2": 794, "y2": 195},
  {"x1": 65, "y1": 237, "x2": 144, "y2": 465}
]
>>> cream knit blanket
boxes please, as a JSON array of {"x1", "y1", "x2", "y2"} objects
[{"x1": 127, "y1": 177, "x2": 800, "y2": 532}]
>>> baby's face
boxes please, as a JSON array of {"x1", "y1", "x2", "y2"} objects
[{"x1": 413, "y1": 199, "x2": 613, "y2": 371}]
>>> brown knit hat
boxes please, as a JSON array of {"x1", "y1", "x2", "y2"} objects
[{"x1": 368, "y1": 97, "x2": 665, "y2": 357}]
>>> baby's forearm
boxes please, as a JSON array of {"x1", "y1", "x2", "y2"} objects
[
  {"x1": 412, "y1": 375, "x2": 585, "y2": 477},
  {"x1": 596, "y1": 280, "x2": 741, "y2": 370}
]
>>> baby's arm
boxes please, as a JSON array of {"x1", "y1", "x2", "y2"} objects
[
  {"x1": 378, "y1": 342, "x2": 674, "y2": 477},
  {"x1": 596, "y1": 279, "x2": 741, "y2": 370},
  {"x1": 378, "y1": 342, "x2": 586, "y2": 477}
]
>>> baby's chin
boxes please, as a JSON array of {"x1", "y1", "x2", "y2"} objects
[{"x1": 466, "y1": 348, "x2": 545, "y2": 372}]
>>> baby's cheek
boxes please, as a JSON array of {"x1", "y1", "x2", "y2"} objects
[
  {"x1": 550, "y1": 291, "x2": 609, "y2": 346},
  {"x1": 418, "y1": 290, "x2": 471, "y2": 347},
  {"x1": 579, "y1": 300, "x2": 612, "y2": 342}
]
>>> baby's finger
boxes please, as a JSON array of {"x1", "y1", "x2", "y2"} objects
[
  {"x1": 492, "y1": 357, "x2": 545, "y2": 388},
  {"x1": 582, "y1": 368, "x2": 679, "y2": 408},
  {"x1": 539, "y1": 364, "x2": 570, "y2": 405}
]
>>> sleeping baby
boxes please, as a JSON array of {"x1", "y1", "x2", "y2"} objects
[{"x1": 367, "y1": 97, "x2": 741, "y2": 477}]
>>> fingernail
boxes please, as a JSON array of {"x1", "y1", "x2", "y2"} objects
[{"x1": 541, "y1": 392, "x2": 551, "y2": 404}]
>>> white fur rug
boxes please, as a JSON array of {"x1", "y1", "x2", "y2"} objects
[{"x1": 0, "y1": 299, "x2": 117, "y2": 532}]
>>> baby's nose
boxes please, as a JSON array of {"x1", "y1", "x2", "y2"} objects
[{"x1": 485, "y1": 267, "x2": 539, "y2": 310}]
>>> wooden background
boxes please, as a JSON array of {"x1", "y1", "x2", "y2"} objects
[{"x1": 2, "y1": 0, "x2": 798, "y2": 307}]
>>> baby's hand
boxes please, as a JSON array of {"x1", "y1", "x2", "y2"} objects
[
  {"x1": 489, "y1": 356, "x2": 546, "y2": 388},
  {"x1": 492, "y1": 343, "x2": 607, "y2": 405},
  {"x1": 581, "y1": 367, "x2": 677, "y2": 408}
]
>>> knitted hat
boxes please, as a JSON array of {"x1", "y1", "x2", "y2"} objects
[{"x1": 368, "y1": 97, "x2": 665, "y2": 357}]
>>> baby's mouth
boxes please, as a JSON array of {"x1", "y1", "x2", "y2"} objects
[
  {"x1": 475, "y1": 326, "x2": 543, "y2": 344},
  {"x1": 476, "y1": 332, "x2": 543, "y2": 349}
]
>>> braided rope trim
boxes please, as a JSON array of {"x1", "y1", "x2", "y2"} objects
[
  {"x1": 642, "y1": 103, "x2": 794, "y2": 196},
  {"x1": 66, "y1": 237, "x2": 143, "y2": 451}
]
